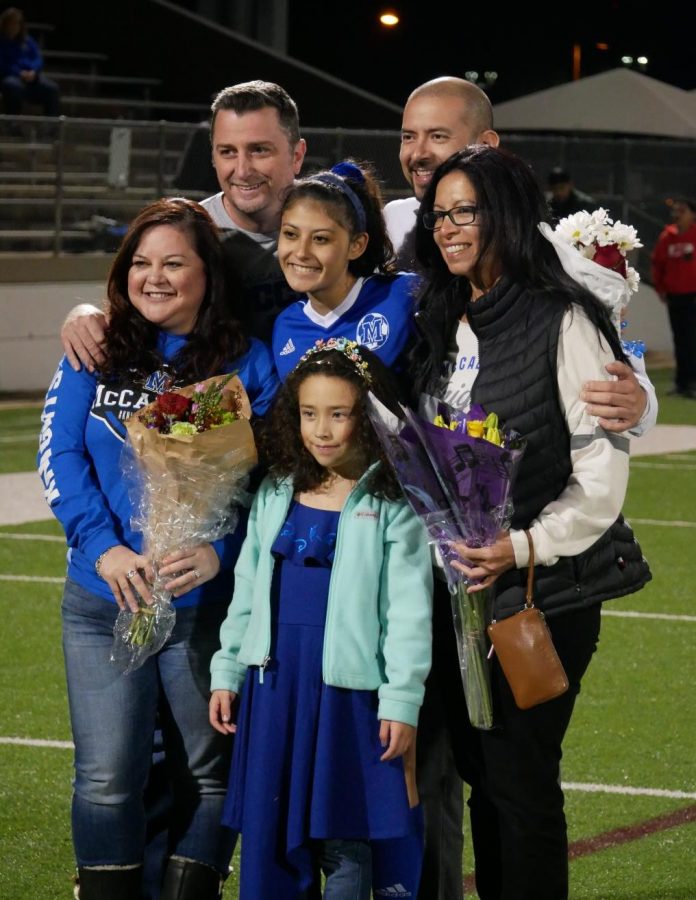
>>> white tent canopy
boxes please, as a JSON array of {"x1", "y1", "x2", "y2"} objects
[{"x1": 493, "y1": 69, "x2": 696, "y2": 139}]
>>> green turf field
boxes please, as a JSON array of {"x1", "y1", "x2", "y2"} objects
[{"x1": 1, "y1": 368, "x2": 695, "y2": 898}]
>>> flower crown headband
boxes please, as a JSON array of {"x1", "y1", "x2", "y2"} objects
[
  {"x1": 309, "y1": 161, "x2": 367, "y2": 232},
  {"x1": 297, "y1": 337, "x2": 373, "y2": 385}
]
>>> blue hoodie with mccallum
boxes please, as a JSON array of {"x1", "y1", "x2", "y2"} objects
[{"x1": 37, "y1": 332, "x2": 279, "y2": 607}]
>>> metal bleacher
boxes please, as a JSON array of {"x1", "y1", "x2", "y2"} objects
[
  {"x1": 0, "y1": 23, "x2": 213, "y2": 253},
  {"x1": 0, "y1": 116, "x2": 206, "y2": 253}
]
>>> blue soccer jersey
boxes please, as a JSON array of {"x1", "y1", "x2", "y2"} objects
[{"x1": 271, "y1": 272, "x2": 420, "y2": 381}]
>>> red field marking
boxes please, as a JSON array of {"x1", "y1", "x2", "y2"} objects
[
  {"x1": 462, "y1": 803, "x2": 696, "y2": 894},
  {"x1": 568, "y1": 802, "x2": 696, "y2": 859}
]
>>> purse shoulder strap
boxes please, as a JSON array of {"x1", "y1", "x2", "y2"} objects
[{"x1": 524, "y1": 529, "x2": 535, "y2": 608}]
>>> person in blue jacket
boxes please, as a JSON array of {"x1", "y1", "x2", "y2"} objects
[
  {"x1": 37, "y1": 198, "x2": 278, "y2": 900},
  {"x1": 272, "y1": 160, "x2": 419, "y2": 381},
  {"x1": 0, "y1": 7, "x2": 59, "y2": 117},
  {"x1": 209, "y1": 340, "x2": 433, "y2": 899}
]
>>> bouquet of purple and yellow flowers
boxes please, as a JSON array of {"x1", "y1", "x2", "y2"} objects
[{"x1": 368, "y1": 397, "x2": 525, "y2": 729}]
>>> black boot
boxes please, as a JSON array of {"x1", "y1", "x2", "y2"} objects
[
  {"x1": 76, "y1": 865, "x2": 143, "y2": 899},
  {"x1": 160, "y1": 856, "x2": 224, "y2": 900}
]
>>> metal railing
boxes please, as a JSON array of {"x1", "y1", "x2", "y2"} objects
[{"x1": 1, "y1": 114, "x2": 693, "y2": 257}]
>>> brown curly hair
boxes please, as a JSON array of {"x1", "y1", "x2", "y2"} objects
[
  {"x1": 100, "y1": 198, "x2": 248, "y2": 383},
  {"x1": 261, "y1": 348, "x2": 403, "y2": 500}
]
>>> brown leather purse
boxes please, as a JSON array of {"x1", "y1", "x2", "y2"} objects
[{"x1": 486, "y1": 530, "x2": 569, "y2": 710}]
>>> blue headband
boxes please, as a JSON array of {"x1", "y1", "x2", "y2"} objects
[{"x1": 311, "y1": 162, "x2": 367, "y2": 232}]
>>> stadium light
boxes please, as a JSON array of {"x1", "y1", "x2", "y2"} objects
[{"x1": 379, "y1": 11, "x2": 399, "y2": 26}]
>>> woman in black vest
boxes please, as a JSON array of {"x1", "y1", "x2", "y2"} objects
[{"x1": 409, "y1": 145, "x2": 650, "y2": 900}]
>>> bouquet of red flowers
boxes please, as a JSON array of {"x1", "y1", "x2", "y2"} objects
[
  {"x1": 137, "y1": 375, "x2": 242, "y2": 435},
  {"x1": 111, "y1": 374, "x2": 257, "y2": 674}
]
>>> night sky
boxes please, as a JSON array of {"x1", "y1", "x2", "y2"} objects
[{"x1": 288, "y1": 1, "x2": 695, "y2": 106}]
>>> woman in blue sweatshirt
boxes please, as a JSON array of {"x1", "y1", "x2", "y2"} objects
[
  {"x1": 0, "y1": 7, "x2": 59, "y2": 116},
  {"x1": 37, "y1": 198, "x2": 278, "y2": 900}
]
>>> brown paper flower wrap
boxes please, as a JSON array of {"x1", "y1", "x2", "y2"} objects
[{"x1": 111, "y1": 374, "x2": 258, "y2": 674}]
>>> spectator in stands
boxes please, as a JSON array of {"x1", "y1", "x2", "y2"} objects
[
  {"x1": 547, "y1": 166, "x2": 596, "y2": 221},
  {"x1": 0, "y1": 7, "x2": 60, "y2": 118},
  {"x1": 651, "y1": 197, "x2": 696, "y2": 397}
]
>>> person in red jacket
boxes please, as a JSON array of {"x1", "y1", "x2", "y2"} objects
[{"x1": 652, "y1": 198, "x2": 696, "y2": 397}]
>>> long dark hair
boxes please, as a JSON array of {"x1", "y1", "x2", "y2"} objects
[
  {"x1": 281, "y1": 160, "x2": 396, "y2": 277},
  {"x1": 261, "y1": 348, "x2": 402, "y2": 499},
  {"x1": 0, "y1": 8, "x2": 26, "y2": 40},
  {"x1": 100, "y1": 198, "x2": 247, "y2": 382},
  {"x1": 414, "y1": 145, "x2": 628, "y2": 362}
]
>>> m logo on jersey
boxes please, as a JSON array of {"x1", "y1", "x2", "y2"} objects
[
  {"x1": 356, "y1": 312, "x2": 390, "y2": 350},
  {"x1": 144, "y1": 368, "x2": 172, "y2": 394}
]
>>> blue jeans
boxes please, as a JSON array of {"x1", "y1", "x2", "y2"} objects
[
  {"x1": 1, "y1": 73, "x2": 60, "y2": 115},
  {"x1": 61, "y1": 578, "x2": 235, "y2": 874},
  {"x1": 314, "y1": 839, "x2": 371, "y2": 900}
]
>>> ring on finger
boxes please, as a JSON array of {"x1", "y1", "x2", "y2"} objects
[
  {"x1": 126, "y1": 569, "x2": 137, "y2": 580},
  {"x1": 192, "y1": 568, "x2": 201, "y2": 581}
]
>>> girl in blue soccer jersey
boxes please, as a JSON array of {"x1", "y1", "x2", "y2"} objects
[
  {"x1": 38, "y1": 198, "x2": 278, "y2": 900},
  {"x1": 210, "y1": 342, "x2": 432, "y2": 899},
  {"x1": 271, "y1": 160, "x2": 420, "y2": 381}
]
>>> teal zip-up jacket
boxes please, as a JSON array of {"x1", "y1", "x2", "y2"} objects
[{"x1": 210, "y1": 469, "x2": 433, "y2": 727}]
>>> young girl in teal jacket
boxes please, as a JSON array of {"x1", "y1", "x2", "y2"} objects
[{"x1": 210, "y1": 340, "x2": 433, "y2": 899}]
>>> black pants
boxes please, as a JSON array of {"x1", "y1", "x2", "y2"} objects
[
  {"x1": 417, "y1": 579, "x2": 601, "y2": 900},
  {"x1": 666, "y1": 292, "x2": 696, "y2": 392}
]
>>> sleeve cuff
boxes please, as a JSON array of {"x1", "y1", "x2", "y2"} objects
[
  {"x1": 510, "y1": 529, "x2": 530, "y2": 567},
  {"x1": 210, "y1": 665, "x2": 246, "y2": 694},
  {"x1": 377, "y1": 697, "x2": 420, "y2": 728},
  {"x1": 82, "y1": 531, "x2": 123, "y2": 568}
]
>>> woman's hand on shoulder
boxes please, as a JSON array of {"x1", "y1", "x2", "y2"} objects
[
  {"x1": 450, "y1": 531, "x2": 515, "y2": 593},
  {"x1": 379, "y1": 720, "x2": 416, "y2": 761},
  {"x1": 98, "y1": 546, "x2": 153, "y2": 611},
  {"x1": 159, "y1": 543, "x2": 220, "y2": 596},
  {"x1": 209, "y1": 690, "x2": 238, "y2": 735}
]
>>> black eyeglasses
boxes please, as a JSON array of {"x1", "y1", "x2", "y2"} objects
[{"x1": 421, "y1": 205, "x2": 482, "y2": 230}]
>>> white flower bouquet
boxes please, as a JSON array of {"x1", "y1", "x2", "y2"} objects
[{"x1": 540, "y1": 207, "x2": 643, "y2": 333}]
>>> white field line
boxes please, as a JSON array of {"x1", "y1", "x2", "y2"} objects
[
  {"x1": 631, "y1": 462, "x2": 696, "y2": 471},
  {"x1": 3, "y1": 735, "x2": 693, "y2": 801},
  {"x1": 0, "y1": 434, "x2": 36, "y2": 444},
  {"x1": 629, "y1": 517, "x2": 696, "y2": 528},
  {"x1": 563, "y1": 782, "x2": 696, "y2": 801},
  {"x1": 1, "y1": 573, "x2": 692, "y2": 623},
  {"x1": 0, "y1": 574, "x2": 63, "y2": 584},
  {"x1": 602, "y1": 610, "x2": 696, "y2": 623},
  {"x1": 662, "y1": 454, "x2": 696, "y2": 462},
  {"x1": 0, "y1": 736, "x2": 73, "y2": 749},
  {"x1": 0, "y1": 532, "x2": 64, "y2": 542}
]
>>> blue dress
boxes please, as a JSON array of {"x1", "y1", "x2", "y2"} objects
[{"x1": 223, "y1": 501, "x2": 414, "y2": 898}]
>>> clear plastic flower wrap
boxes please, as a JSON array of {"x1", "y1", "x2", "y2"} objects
[
  {"x1": 111, "y1": 374, "x2": 258, "y2": 674},
  {"x1": 367, "y1": 395, "x2": 525, "y2": 730}
]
